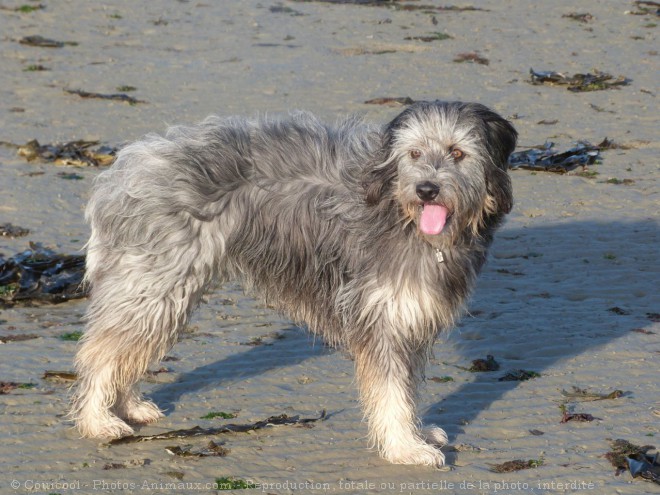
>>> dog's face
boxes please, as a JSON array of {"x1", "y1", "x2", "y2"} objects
[{"x1": 365, "y1": 101, "x2": 517, "y2": 242}]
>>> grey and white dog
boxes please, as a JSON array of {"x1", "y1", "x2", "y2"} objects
[{"x1": 71, "y1": 101, "x2": 516, "y2": 467}]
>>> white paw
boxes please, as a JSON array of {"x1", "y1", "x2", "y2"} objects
[
  {"x1": 77, "y1": 413, "x2": 134, "y2": 439},
  {"x1": 382, "y1": 442, "x2": 446, "y2": 468},
  {"x1": 119, "y1": 399, "x2": 164, "y2": 425},
  {"x1": 422, "y1": 425, "x2": 448, "y2": 447}
]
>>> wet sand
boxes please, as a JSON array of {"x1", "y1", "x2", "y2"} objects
[{"x1": 0, "y1": 1, "x2": 658, "y2": 493}]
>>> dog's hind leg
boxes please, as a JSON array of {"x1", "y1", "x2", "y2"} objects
[
  {"x1": 71, "y1": 224, "x2": 218, "y2": 438},
  {"x1": 354, "y1": 339, "x2": 446, "y2": 467}
]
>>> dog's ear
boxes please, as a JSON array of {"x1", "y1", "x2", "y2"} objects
[
  {"x1": 363, "y1": 110, "x2": 410, "y2": 206},
  {"x1": 476, "y1": 106, "x2": 517, "y2": 215}
]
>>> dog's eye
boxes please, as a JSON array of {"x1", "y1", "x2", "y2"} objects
[
  {"x1": 450, "y1": 148, "x2": 465, "y2": 161},
  {"x1": 409, "y1": 149, "x2": 422, "y2": 159}
]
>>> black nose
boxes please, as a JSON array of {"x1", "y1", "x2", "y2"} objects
[{"x1": 416, "y1": 182, "x2": 440, "y2": 202}]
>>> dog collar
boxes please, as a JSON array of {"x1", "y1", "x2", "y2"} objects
[{"x1": 435, "y1": 249, "x2": 445, "y2": 263}]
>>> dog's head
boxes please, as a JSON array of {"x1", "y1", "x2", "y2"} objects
[{"x1": 364, "y1": 100, "x2": 516, "y2": 241}]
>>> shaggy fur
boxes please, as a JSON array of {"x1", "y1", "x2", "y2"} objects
[{"x1": 71, "y1": 101, "x2": 516, "y2": 467}]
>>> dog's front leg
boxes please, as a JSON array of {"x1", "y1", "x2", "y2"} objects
[{"x1": 353, "y1": 337, "x2": 446, "y2": 467}]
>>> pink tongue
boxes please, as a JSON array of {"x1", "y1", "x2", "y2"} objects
[{"x1": 420, "y1": 204, "x2": 449, "y2": 235}]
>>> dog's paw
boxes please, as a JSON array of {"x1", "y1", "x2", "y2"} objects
[
  {"x1": 382, "y1": 442, "x2": 446, "y2": 468},
  {"x1": 120, "y1": 399, "x2": 164, "y2": 425},
  {"x1": 77, "y1": 414, "x2": 134, "y2": 439},
  {"x1": 422, "y1": 425, "x2": 448, "y2": 447}
]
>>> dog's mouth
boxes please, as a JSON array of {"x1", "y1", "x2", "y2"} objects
[{"x1": 418, "y1": 203, "x2": 451, "y2": 236}]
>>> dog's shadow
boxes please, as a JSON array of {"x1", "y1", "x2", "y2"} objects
[
  {"x1": 150, "y1": 326, "x2": 332, "y2": 414},
  {"x1": 422, "y1": 218, "x2": 658, "y2": 440},
  {"x1": 150, "y1": 219, "x2": 657, "y2": 442}
]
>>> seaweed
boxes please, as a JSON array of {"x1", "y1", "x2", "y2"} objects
[
  {"x1": 215, "y1": 477, "x2": 256, "y2": 490},
  {"x1": 453, "y1": 52, "x2": 489, "y2": 65},
  {"x1": 0, "y1": 381, "x2": 36, "y2": 394},
  {"x1": 560, "y1": 409, "x2": 600, "y2": 423},
  {"x1": 0, "y1": 334, "x2": 39, "y2": 343},
  {"x1": 18, "y1": 35, "x2": 78, "y2": 48},
  {"x1": 59, "y1": 331, "x2": 83, "y2": 341},
  {"x1": 529, "y1": 68, "x2": 631, "y2": 92},
  {"x1": 290, "y1": 1, "x2": 486, "y2": 12},
  {"x1": 605, "y1": 439, "x2": 660, "y2": 484},
  {"x1": 561, "y1": 386, "x2": 624, "y2": 402},
  {"x1": 628, "y1": 1, "x2": 660, "y2": 16},
  {"x1": 43, "y1": 370, "x2": 78, "y2": 381},
  {"x1": 17, "y1": 139, "x2": 116, "y2": 167},
  {"x1": 508, "y1": 141, "x2": 601, "y2": 173},
  {"x1": 489, "y1": 458, "x2": 543, "y2": 473},
  {"x1": 65, "y1": 89, "x2": 146, "y2": 105},
  {"x1": 469, "y1": 355, "x2": 500, "y2": 372},
  {"x1": 108, "y1": 411, "x2": 327, "y2": 445},
  {"x1": 0, "y1": 243, "x2": 87, "y2": 306},
  {"x1": 166, "y1": 441, "x2": 229, "y2": 457},
  {"x1": 0, "y1": 223, "x2": 29, "y2": 238},
  {"x1": 562, "y1": 12, "x2": 594, "y2": 23},
  {"x1": 429, "y1": 376, "x2": 454, "y2": 383},
  {"x1": 364, "y1": 96, "x2": 415, "y2": 106},
  {"x1": 0, "y1": 4, "x2": 46, "y2": 13},
  {"x1": 498, "y1": 369, "x2": 540, "y2": 381},
  {"x1": 201, "y1": 411, "x2": 238, "y2": 420},
  {"x1": 404, "y1": 32, "x2": 452, "y2": 42},
  {"x1": 57, "y1": 172, "x2": 84, "y2": 180}
]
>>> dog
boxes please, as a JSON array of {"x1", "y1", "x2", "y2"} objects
[{"x1": 71, "y1": 101, "x2": 516, "y2": 467}]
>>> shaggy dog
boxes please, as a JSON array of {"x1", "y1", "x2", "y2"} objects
[{"x1": 71, "y1": 101, "x2": 516, "y2": 467}]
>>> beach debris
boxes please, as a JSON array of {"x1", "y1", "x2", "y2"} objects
[
  {"x1": 404, "y1": 32, "x2": 452, "y2": 42},
  {"x1": 364, "y1": 96, "x2": 415, "y2": 106},
  {"x1": 18, "y1": 35, "x2": 78, "y2": 48},
  {"x1": 508, "y1": 141, "x2": 601, "y2": 173},
  {"x1": 0, "y1": 334, "x2": 39, "y2": 343},
  {"x1": 562, "y1": 12, "x2": 594, "y2": 23},
  {"x1": 453, "y1": 51, "x2": 489, "y2": 65},
  {"x1": 605, "y1": 439, "x2": 660, "y2": 484},
  {"x1": 0, "y1": 223, "x2": 29, "y2": 238},
  {"x1": 108, "y1": 410, "x2": 327, "y2": 445},
  {"x1": 0, "y1": 243, "x2": 87, "y2": 306},
  {"x1": 166, "y1": 441, "x2": 229, "y2": 458},
  {"x1": 17, "y1": 139, "x2": 116, "y2": 167},
  {"x1": 43, "y1": 370, "x2": 78, "y2": 382},
  {"x1": 0, "y1": 381, "x2": 36, "y2": 394},
  {"x1": 488, "y1": 458, "x2": 543, "y2": 473},
  {"x1": 529, "y1": 68, "x2": 631, "y2": 91},
  {"x1": 469, "y1": 355, "x2": 500, "y2": 372},
  {"x1": 65, "y1": 88, "x2": 146, "y2": 105},
  {"x1": 498, "y1": 369, "x2": 541, "y2": 382},
  {"x1": 529, "y1": 429, "x2": 545, "y2": 436},
  {"x1": 561, "y1": 386, "x2": 624, "y2": 402}
]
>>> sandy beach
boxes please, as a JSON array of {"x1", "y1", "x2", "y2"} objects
[{"x1": 0, "y1": 0, "x2": 658, "y2": 494}]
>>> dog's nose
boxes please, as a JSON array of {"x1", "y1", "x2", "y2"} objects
[{"x1": 416, "y1": 182, "x2": 440, "y2": 202}]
